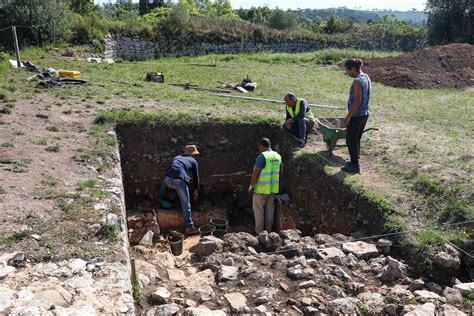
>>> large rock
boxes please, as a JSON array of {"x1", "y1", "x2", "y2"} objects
[
  {"x1": 314, "y1": 234, "x2": 336, "y2": 245},
  {"x1": 279, "y1": 229, "x2": 301, "y2": 242},
  {"x1": 218, "y1": 265, "x2": 239, "y2": 282},
  {"x1": 167, "y1": 269, "x2": 186, "y2": 282},
  {"x1": 453, "y1": 282, "x2": 474, "y2": 295},
  {"x1": 224, "y1": 292, "x2": 247, "y2": 311},
  {"x1": 380, "y1": 256, "x2": 408, "y2": 282},
  {"x1": 342, "y1": 241, "x2": 379, "y2": 260},
  {"x1": 258, "y1": 231, "x2": 281, "y2": 251},
  {"x1": 439, "y1": 304, "x2": 467, "y2": 316},
  {"x1": 181, "y1": 285, "x2": 215, "y2": 303},
  {"x1": 223, "y1": 233, "x2": 258, "y2": 252},
  {"x1": 189, "y1": 236, "x2": 223, "y2": 257},
  {"x1": 178, "y1": 269, "x2": 215, "y2": 287},
  {"x1": 413, "y1": 290, "x2": 440, "y2": 303},
  {"x1": 185, "y1": 306, "x2": 226, "y2": 316},
  {"x1": 442, "y1": 287, "x2": 463, "y2": 304},
  {"x1": 432, "y1": 244, "x2": 460, "y2": 270},
  {"x1": 327, "y1": 297, "x2": 362, "y2": 315},
  {"x1": 317, "y1": 247, "x2": 346, "y2": 260},
  {"x1": 0, "y1": 261, "x2": 15, "y2": 279},
  {"x1": 359, "y1": 292, "x2": 384, "y2": 315},
  {"x1": 135, "y1": 259, "x2": 161, "y2": 282},
  {"x1": 403, "y1": 302, "x2": 436, "y2": 316},
  {"x1": 148, "y1": 303, "x2": 180, "y2": 315},
  {"x1": 34, "y1": 287, "x2": 72, "y2": 307},
  {"x1": 409, "y1": 279, "x2": 425, "y2": 292},
  {"x1": 151, "y1": 287, "x2": 171, "y2": 305},
  {"x1": 0, "y1": 286, "x2": 14, "y2": 312}
]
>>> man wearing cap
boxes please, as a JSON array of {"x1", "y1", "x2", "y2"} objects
[
  {"x1": 157, "y1": 145, "x2": 200, "y2": 235},
  {"x1": 249, "y1": 138, "x2": 282, "y2": 234},
  {"x1": 283, "y1": 92, "x2": 316, "y2": 148}
]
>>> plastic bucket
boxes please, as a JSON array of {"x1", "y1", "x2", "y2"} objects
[
  {"x1": 211, "y1": 229, "x2": 226, "y2": 239},
  {"x1": 210, "y1": 218, "x2": 228, "y2": 232},
  {"x1": 167, "y1": 231, "x2": 184, "y2": 256},
  {"x1": 199, "y1": 225, "x2": 215, "y2": 237}
]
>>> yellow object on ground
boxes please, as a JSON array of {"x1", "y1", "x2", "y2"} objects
[{"x1": 58, "y1": 70, "x2": 80, "y2": 79}]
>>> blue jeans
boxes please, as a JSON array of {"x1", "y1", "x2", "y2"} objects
[{"x1": 158, "y1": 176, "x2": 193, "y2": 228}]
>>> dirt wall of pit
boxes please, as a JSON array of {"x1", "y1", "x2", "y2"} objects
[
  {"x1": 116, "y1": 122, "x2": 293, "y2": 210},
  {"x1": 117, "y1": 122, "x2": 388, "y2": 237}
]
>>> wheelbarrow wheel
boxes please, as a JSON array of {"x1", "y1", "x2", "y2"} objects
[{"x1": 323, "y1": 136, "x2": 338, "y2": 156}]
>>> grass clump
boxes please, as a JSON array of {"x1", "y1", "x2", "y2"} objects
[
  {"x1": 1, "y1": 142, "x2": 14, "y2": 148},
  {"x1": 416, "y1": 230, "x2": 444, "y2": 249},
  {"x1": 0, "y1": 107, "x2": 12, "y2": 114},
  {"x1": 0, "y1": 186, "x2": 5, "y2": 194},
  {"x1": 45, "y1": 144, "x2": 61, "y2": 152},
  {"x1": 1, "y1": 230, "x2": 29, "y2": 246},
  {"x1": 41, "y1": 177, "x2": 61, "y2": 187},
  {"x1": 76, "y1": 179, "x2": 98, "y2": 191},
  {"x1": 46, "y1": 125, "x2": 60, "y2": 132}
]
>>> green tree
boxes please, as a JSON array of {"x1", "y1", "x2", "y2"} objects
[
  {"x1": 324, "y1": 14, "x2": 353, "y2": 33},
  {"x1": 267, "y1": 9, "x2": 297, "y2": 30},
  {"x1": 139, "y1": 0, "x2": 166, "y2": 16},
  {"x1": 69, "y1": 0, "x2": 96, "y2": 15},
  {"x1": 426, "y1": 0, "x2": 473, "y2": 44},
  {"x1": 207, "y1": 0, "x2": 235, "y2": 18},
  {"x1": 0, "y1": 0, "x2": 72, "y2": 48}
]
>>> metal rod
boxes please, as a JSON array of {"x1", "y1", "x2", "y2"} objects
[{"x1": 210, "y1": 93, "x2": 344, "y2": 110}]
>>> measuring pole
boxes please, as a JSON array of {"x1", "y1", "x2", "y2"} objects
[{"x1": 12, "y1": 26, "x2": 21, "y2": 68}]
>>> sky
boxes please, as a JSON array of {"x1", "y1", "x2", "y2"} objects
[{"x1": 95, "y1": 0, "x2": 427, "y2": 11}]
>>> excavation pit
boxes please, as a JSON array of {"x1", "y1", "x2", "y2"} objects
[{"x1": 116, "y1": 122, "x2": 387, "y2": 246}]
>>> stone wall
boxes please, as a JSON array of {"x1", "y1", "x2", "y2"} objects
[{"x1": 105, "y1": 34, "x2": 332, "y2": 61}]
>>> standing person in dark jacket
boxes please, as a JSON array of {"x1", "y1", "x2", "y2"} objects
[
  {"x1": 342, "y1": 58, "x2": 371, "y2": 174},
  {"x1": 283, "y1": 92, "x2": 316, "y2": 147},
  {"x1": 157, "y1": 145, "x2": 200, "y2": 235}
]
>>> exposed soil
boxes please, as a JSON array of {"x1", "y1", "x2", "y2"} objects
[{"x1": 363, "y1": 44, "x2": 474, "y2": 89}]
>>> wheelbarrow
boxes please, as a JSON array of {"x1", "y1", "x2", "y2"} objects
[{"x1": 315, "y1": 118, "x2": 378, "y2": 156}]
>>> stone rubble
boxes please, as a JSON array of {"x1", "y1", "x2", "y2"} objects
[{"x1": 125, "y1": 230, "x2": 472, "y2": 315}]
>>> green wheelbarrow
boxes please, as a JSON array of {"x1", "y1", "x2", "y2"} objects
[{"x1": 315, "y1": 118, "x2": 378, "y2": 156}]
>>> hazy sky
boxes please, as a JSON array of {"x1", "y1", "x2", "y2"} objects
[{"x1": 95, "y1": 0, "x2": 427, "y2": 11}]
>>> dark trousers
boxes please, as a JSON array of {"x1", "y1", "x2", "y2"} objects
[
  {"x1": 287, "y1": 118, "x2": 315, "y2": 144},
  {"x1": 346, "y1": 115, "x2": 369, "y2": 165}
]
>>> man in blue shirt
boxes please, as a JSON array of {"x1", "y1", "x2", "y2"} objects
[
  {"x1": 157, "y1": 145, "x2": 200, "y2": 235},
  {"x1": 342, "y1": 58, "x2": 371, "y2": 174}
]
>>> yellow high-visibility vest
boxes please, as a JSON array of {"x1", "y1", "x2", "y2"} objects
[
  {"x1": 286, "y1": 98, "x2": 316, "y2": 123},
  {"x1": 254, "y1": 151, "x2": 282, "y2": 195}
]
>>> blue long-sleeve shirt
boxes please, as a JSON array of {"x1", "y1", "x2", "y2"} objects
[
  {"x1": 166, "y1": 155, "x2": 200, "y2": 190},
  {"x1": 286, "y1": 99, "x2": 308, "y2": 142}
]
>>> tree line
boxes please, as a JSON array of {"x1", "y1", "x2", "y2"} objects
[{"x1": 0, "y1": 0, "x2": 471, "y2": 52}]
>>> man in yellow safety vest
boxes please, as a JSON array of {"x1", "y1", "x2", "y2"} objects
[
  {"x1": 248, "y1": 138, "x2": 282, "y2": 234},
  {"x1": 283, "y1": 92, "x2": 316, "y2": 147}
]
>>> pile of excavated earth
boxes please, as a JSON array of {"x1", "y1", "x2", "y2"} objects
[
  {"x1": 131, "y1": 229, "x2": 473, "y2": 315},
  {"x1": 364, "y1": 43, "x2": 474, "y2": 90}
]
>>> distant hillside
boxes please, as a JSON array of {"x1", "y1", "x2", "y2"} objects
[
  {"x1": 291, "y1": 8, "x2": 427, "y2": 26},
  {"x1": 373, "y1": 10, "x2": 427, "y2": 25}
]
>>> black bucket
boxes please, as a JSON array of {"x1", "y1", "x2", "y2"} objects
[
  {"x1": 199, "y1": 225, "x2": 215, "y2": 237},
  {"x1": 167, "y1": 231, "x2": 184, "y2": 256},
  {"x1": 210, "y1": 218, "x2": 228, "y2": 232},
  {"x1": 211, "y1": 229, "x2": 226, "y2": 239}
]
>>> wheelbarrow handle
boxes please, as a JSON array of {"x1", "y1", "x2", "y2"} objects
[{"x1": 363, "y1": 127, "x2": 379, "y2": 133}]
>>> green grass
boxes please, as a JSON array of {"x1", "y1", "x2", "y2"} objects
[
  {"x1": 46, "y1": 125, "x2": 60, "y2": 132},
  {"x1": 76, "y1": 179, "x2": 98, "y2": 191},
  {"x1": 45, "y1": 144, "x2": 61, "y2": 152},
  {"x1": 0, "y1": 47, "x2": 472, "y2": 259},
  {"x1": 0, "y1": 186, "x2": 5, "y2": 194},
  {"x1": 1, "y1": 230, "x2": 29, "y2": 246}
]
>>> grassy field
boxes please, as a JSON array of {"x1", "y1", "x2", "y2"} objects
[{"x1": 0, "y1": 47, "x2": 472, "y2": 247}]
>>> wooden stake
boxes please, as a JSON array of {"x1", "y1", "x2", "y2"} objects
[
  {"x1": 130, "y1": 257, "x2": 137, "y2": 282},
  {"x1": 12, "y1": 26, "x2": 21, "y2": 68}
]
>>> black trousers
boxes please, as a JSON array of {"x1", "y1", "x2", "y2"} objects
[
  {"x1": 287, "y1": 118, "x2": 315, "y2": 144},
  {"x1": 346, "y1": 115, "x2": 369, "y2": 165}
]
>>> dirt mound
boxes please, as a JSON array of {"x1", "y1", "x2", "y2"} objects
[{"x1": 363, "y1": 44, "x2": 474, "y2": 89}]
